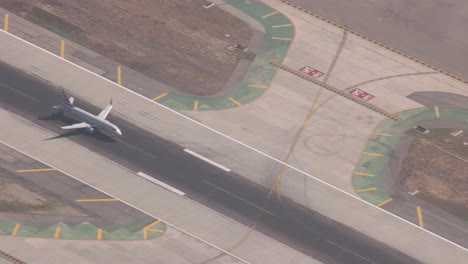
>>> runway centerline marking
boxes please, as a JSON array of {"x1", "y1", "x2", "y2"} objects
[
  {"x1": 417, "y1": 206, "x2": 424, "y2": 228},
  {"x1": 75, "y1": 199, "x2": 118, "y2": 202},
  {"x1": 137, "y1": 172, "x2": 185, "y2": 196},
  {"x1": 377, "y1": 198, "x2": 393, "y2": 207},
  {"x1": 362, "y1": 152, "x2": 384, "y2": 157},
  {"x1": 16, "y1": 168, "x2": 57, "y2": 172},
  {"x1": 203, "y1": 180, "x2": 277, "y2": 217},
  {"x1": 184, "y1": 149, "x2": 231, "y2": 172}
]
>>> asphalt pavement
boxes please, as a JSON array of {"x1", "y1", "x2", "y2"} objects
[
  {"x1": 0, "y1": 62, "x2": 421, "y2": 264},
  {"x1": 288, "y1": 0, "x2": 468, "y2": 81}
]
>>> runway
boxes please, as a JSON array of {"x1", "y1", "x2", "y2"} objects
[{"x1": 0, "y1": 62, "x2": 420, "y2": 264}]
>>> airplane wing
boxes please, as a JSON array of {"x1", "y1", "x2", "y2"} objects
[
  {"x1": 97, "y1": 99, "x2": 113, "y2": 120},
  {"x1": 60, "y1": 122, "x2": 91, "y2": 130}
]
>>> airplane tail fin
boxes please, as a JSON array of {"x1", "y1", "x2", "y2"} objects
[{"x1": 53, "y1": 89, "x2": 74, "y2": 109}]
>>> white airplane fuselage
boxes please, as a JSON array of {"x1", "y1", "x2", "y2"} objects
[{"x1": 69, "y1": 106, "x2": 121, "y2": 136}]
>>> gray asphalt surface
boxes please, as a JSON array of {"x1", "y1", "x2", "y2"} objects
[
  {"x1": 0, "y1": 62, "x2": 421, "y2": 264},
  {"x1": 288, "y1": 0, "x2": 468, "y2": 81}
]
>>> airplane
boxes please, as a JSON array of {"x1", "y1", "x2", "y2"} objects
[{"x1": 52, "y1": 90, "x2": 122, "y2": 136}]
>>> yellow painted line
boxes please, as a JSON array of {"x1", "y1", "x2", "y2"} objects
[
  {"x1": 262, "y1": 11, "x2": 279, "y2": 19},
  {"x1": 377, "y1": 18, "x2": 383, "y2": 22},
  {"x1": 54, "y1": 226, "x2": 61, "y2": 239},
  {"x1": 16, "y1": 168, "x2": 57, "y2": 173},
  {"x1": 377, "y1": 198, "x2": 393, "y2": 207},
  {"x1": 152, "y1": 93, "x2": 168, "y2": 101},
  {"x1": 75, "y1": 199, "x2": 118, "y2": 202},
  {"x1": 272, "y1": 37, "x2": 292, "y2": 41},
  {"x1": 362, "y1": 152, "x2": 384, "y2": 157},
  {"x1": 374, "y1": 132, "x2": 393, "y2": 137},
  {"x1": 11, "y1": 224, "x2": 20, "y2": 236},
  {"x1": 117, "y1": 66, "x2": 122, "y2": 85},
  {"x1": 97, "y1": 228, "x2": 102, "y2": 240},
  {"x1": 146, "y1": 228, "x2": 164, "y2": 233},
  {"x1": 4, "y1": 14, "x2": 9, "y2": 32},
  {"x1": 143, "y1": 229, "x2": 148, "y2": 240},
  {"x1": 248, "y1": 84, "x2": 268, "y2": 89},
  {"x1": 434, "y1": 106, "x2": 440, "y2": 117},
  {"x1": 272, "y1": 24, "x2": 293, "y2": 28},
  {"x1": 144, "y1": 220, "x2": 161, "y2": 230},
  {"x1": 193, "y1": 100, "x2": 199, "y2": 111},
  {"x1": 228, "y1": 97, "x2": 242, "y2": 106},
  {"x1": 356, "y1": 187, "x2": 377, "y2": 192},
  {"x1": 60, "y1": 40, "x2": 65, "y2": 58},
  {"x1": 417, "y1": 206, "x2": 424, "y2": 228},
  {"x1": 353, "y1": 172, "x2": 375, "y2": 177}
]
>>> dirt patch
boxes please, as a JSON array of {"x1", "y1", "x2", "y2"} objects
[
  {"x1": 401, "y1": 128, "x2": 468, "y2": 219},
  {"x1": 1, "y1": 0, "x2": 254, "y2": 95},
  {"x1": 0, "y1": 172, "x2": 87, "y2": 216}
]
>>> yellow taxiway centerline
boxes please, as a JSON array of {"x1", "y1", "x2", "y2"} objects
[
  {"x1": 228, "y1": 97, "x2": 242, "y2": 106},
  {"x1": 434, "y1": 106, "x2": 440, "y2": 117},
  {"x1": 248, "y1": 84, "x2": 268, "y2": 88},
  {"x1": 377, "y1": 198, "x2": 393, "y2": 207},
  {"x1": 271, "y1": 37, "x2": 292, "y2": 41},
  {"x1": 11, "y1": 224, "x2": 20, "y2": 236},
  {"x1": 374, "y1": 132, "x2": 393, "y2": 136},
  {"x1": 262, "y1": 11, "x2": 278, "y2": 19},
  {"x1": 362, "y1": 152, "x2": 384, "y2": 157},
  {"x1": 16, "y1": 168, "x2": 57, "y2": 173},
  {"x1": 417, "y1": 206, "x2": 424, "y2": 228},
  {"x1": 152, "y1": 93, "x2": 168, "y2": 101},
  {"x1": 353, "y1": 172, "x2": 375, "y2": 177},
  {"x1": 356, "y1": 188, "x2": 377, "y2": 192},
  {"x1": 272, "y1": 24, "x2": 293, "y2": 28},
  {"x1": 54, "y1": 226, "x2": 62, "y2": 239},
  {"x1": 193, "y1": 100, "x2": 199, "y2": 111}
]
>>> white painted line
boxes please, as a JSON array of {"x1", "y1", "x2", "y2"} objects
[
  {"x1": 0, "y1": 140, "x2": 248, "y2": 264},
  {"x1": 184, "y1": 148, "x2": 231, "y2": 172},
  {"x1": 137, "y1": 172, "x2": 185, "y2": 196},
  {"x1": 2, "y1": 30, "x2": 467, "y2": 252}
]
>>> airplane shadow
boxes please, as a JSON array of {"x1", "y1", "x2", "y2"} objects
[{"x1": 39, "y1": 111, "x2": 116, "y2": 143}]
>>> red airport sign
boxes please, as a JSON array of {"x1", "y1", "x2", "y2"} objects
[
  {"x1": 349, "y1": 88, "x2": 374, "y2": 101},
  {"x1": 299, "y1": 66, "x2": 324, "y2": 78}
]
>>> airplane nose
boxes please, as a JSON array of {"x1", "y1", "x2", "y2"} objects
[{"x1": 117, "y1": 129, "x2": 122, "y2": 136}]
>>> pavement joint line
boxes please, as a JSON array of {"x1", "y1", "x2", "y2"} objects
[
  {"x1": 374, "y1": 132, "x2": 393, "y2": 136},
  {"x1": 362, "y1": 152, "x2": 384, "y2": 157},
  {"x1": 353, "y1": 172, "x2": 375, "y2": 177},
  {"x1": 4, "y1": 31, "x2": 466, "y2": 252},
  {"x1": 11, "y1": 224, "x2": 20, "y2": 236},
  {"x1": 75, "y1": 199, "x2": 119, "y2": 202},
  {"x1": 137, "y1": 171, "x2": 186, "y2": 196},
  {"x1": 271, "y1": 37, "x2": 292, "y2": 40},
  {"x1": 435, "y1": 106, "x2": 440, "y2": 117},
  {"x1": 377, "y1": 198, "x2": 393, "y2": 207},
  {"x1": 272, "y1": 24, "x2": 293, "y2": 28},
  {"x1": 16, "y1": 168, "x2": 56, "y2": 172},
  {"x1": 193, "y1": 100, "x2": 199, "y2": 111},
  {"x1": 356, "y1": 188, "x2": 377, "y2": 192},
  {"x1": 183, "y1": 149, "x2": 231, "y2": 172},
  {"x1": 261, "y1": 11, "x2": 279, "y2": 19},
  {"x1": 271, "y1": 61, "x2": 401, "y2": 121},
  {"x1": 152, "y1": 93, "x2": 168, "y2": 101},
  {"x1": 54, "y1": 226, "x2": 61, "y2": 239},
  {"x1": 417, "y1": 206, "x2": 424, "y2": 228},
  {"x1": 247, "y1": 84, "x2": 268, "y2": 88},
  {"x1": 280, "y1": 0, "x2": 467, "y2": 85}
]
